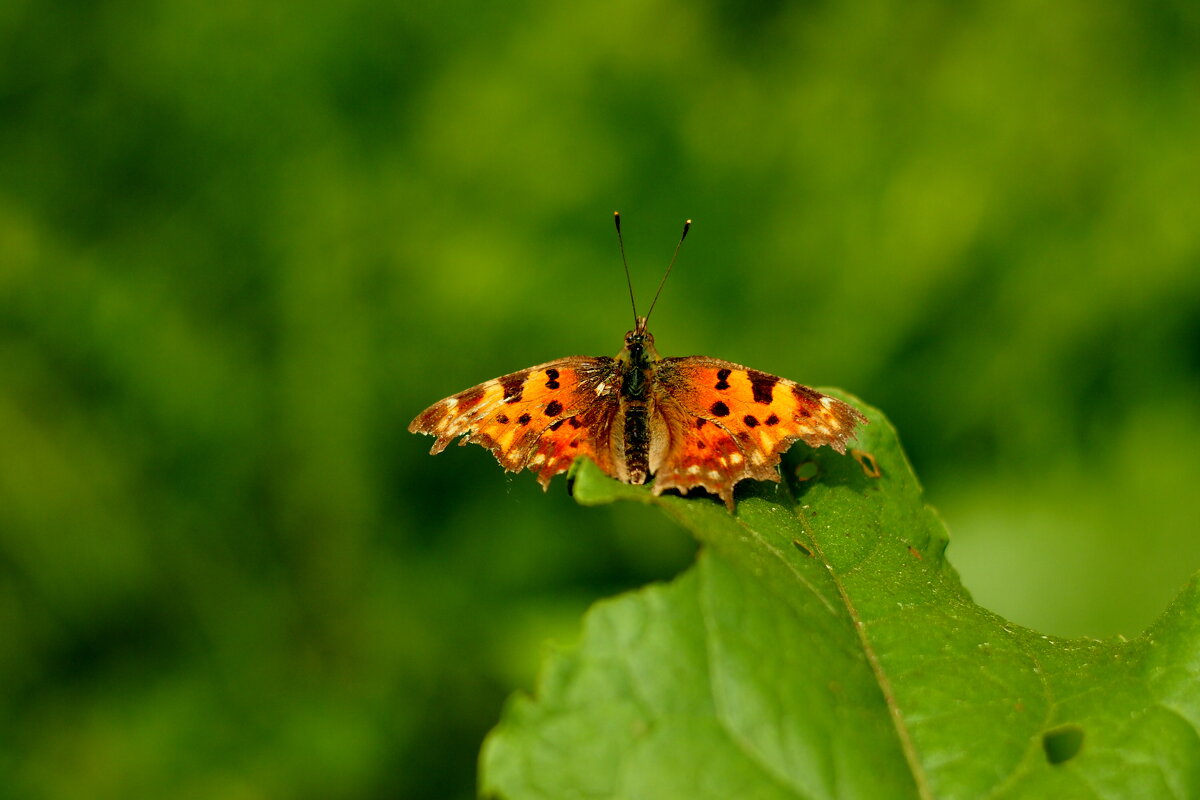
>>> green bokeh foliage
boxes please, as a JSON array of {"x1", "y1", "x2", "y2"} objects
[{"x1": 0, "y1": 0, "x2": 1197, "y2": 797}]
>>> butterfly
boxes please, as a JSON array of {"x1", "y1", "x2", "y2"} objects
[{"x1": 409, "y1": 213, "x2": 867, "y2": 510}]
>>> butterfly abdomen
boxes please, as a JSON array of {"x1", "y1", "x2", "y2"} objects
[
  {"x1": 617, "y1": 355, "x2": 655, "y2": 484},
  {"x1": 622, "y1": 403, "x2": 651, "y2": 484}
]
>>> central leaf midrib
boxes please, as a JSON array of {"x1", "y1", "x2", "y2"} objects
[
  {"x1": 776, "y1": 470, "x2": 934, "y2": 800},
  {"x1": 799, "y1": 516, "x2": 934, "y2": 800},
  {"x1": 702, "y1": 490, "x2": 931, "y2": 799}
]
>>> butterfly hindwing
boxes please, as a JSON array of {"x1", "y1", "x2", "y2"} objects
[
  {"x1": 648, "y1": 398, "x2": 754, "y2": 509},
  {"x1": 524, "y1": 390, "x2": 620, "y2": 486},
  {"x1": 408, "y1": 357, "x2": 620, "y2": 484}
]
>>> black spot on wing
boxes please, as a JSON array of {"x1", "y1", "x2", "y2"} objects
[
  {"x1": 545, "y1": 400, "x2": 563, "y2": 417},
  {"x1": 748, "y1": 371, "x2": 778, "y2": 404},
  {"x1": 548, "y1": 418, "x2": 565, "y2": 431},
  {"x1": 545, "y1": 368, "x2": 560, "y2": 389},
  {"x1": 517, "y1": 413, "x2": 532, "y2": 425},
  {"x1": 496, "y1": 413, "x2": 509, "y2": 424},
  {"x1": 501, "y1": 372, "x2": 528, "y2": 403},
  {"x1": 715, "y1": 368, "x2": 731, "y2": 390},
  {"x1": 765, "y1": 414, "x2": 779, "y2": 426},
  {"x1": 695, "y1": 417, "x2": 708, "y2": 429},
  {"x1": 743, "y1": 415, "x2": 759, "y2": 427},
  {"x1": 710, "y1": 401, "x2": 730, "y2": 417}
]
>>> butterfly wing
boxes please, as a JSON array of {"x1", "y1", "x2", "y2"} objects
[
  {"x1": 408, "y1": 357, "x2": 621, "y2": 487},
  {"x1": 650, "y1": 356, "x2": 867, "y2": 508}
]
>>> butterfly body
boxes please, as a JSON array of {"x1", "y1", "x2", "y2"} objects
[
  {"x1": 613, "y1": 319, "x2": 660, "y2": 484},
  {"x1": 409, "y1": 315, "x2": 866, "y2": 510}
]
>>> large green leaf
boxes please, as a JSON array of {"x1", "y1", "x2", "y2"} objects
[{"x1": 480, "y1": 396, "x2": 1200, "y2": 799}]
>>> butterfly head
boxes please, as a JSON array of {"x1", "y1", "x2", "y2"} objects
[{"x1": 621, "y1": 318, "x2": 660, "y2": 366}]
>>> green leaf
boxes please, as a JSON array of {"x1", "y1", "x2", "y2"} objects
[{"x1": 480, "y1": 396, "x2": 1200, "y2": 799}]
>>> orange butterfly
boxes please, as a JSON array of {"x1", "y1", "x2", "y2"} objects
[{"x1": 409, "y1": 214, "x2": 867, "y2": 510}]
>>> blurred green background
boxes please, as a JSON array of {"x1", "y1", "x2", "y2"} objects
[{"x1": 2, "y1": 0, "x2": 1198, "y2": 797}]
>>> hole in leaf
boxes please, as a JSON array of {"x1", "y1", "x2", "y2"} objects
[
  {"x1": 1042, "y1": 725, "x2": 1084, "y2": 764},
  {"x1": 794, "y1": 461, "x2": 819, "y2": 481},
  {"x1": 851, "y1": 449, "x2": 881, "y2": 478}
]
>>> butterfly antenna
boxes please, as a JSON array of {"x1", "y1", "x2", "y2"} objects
[
  {"x1": 643, "y1": 218, "x2": 691, "y2": 325},
  {"x1": 614, "y1": 211, "x2": 639, "y2": 325}
]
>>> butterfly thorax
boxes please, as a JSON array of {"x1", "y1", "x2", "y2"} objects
[
  {"x1": 615, "y1": 321, "x2": 661, "y2": 485},
  {"x1": 617, "y1": 324, "x2": 660, "y2": 398}
]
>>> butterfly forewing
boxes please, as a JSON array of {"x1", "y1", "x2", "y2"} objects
[
  {"x1": 408, "y1": 357, "x2": 621, "y2": 482},
  {"x1": 649, "y1": 357, "x2": 866, "y2": 508}
]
